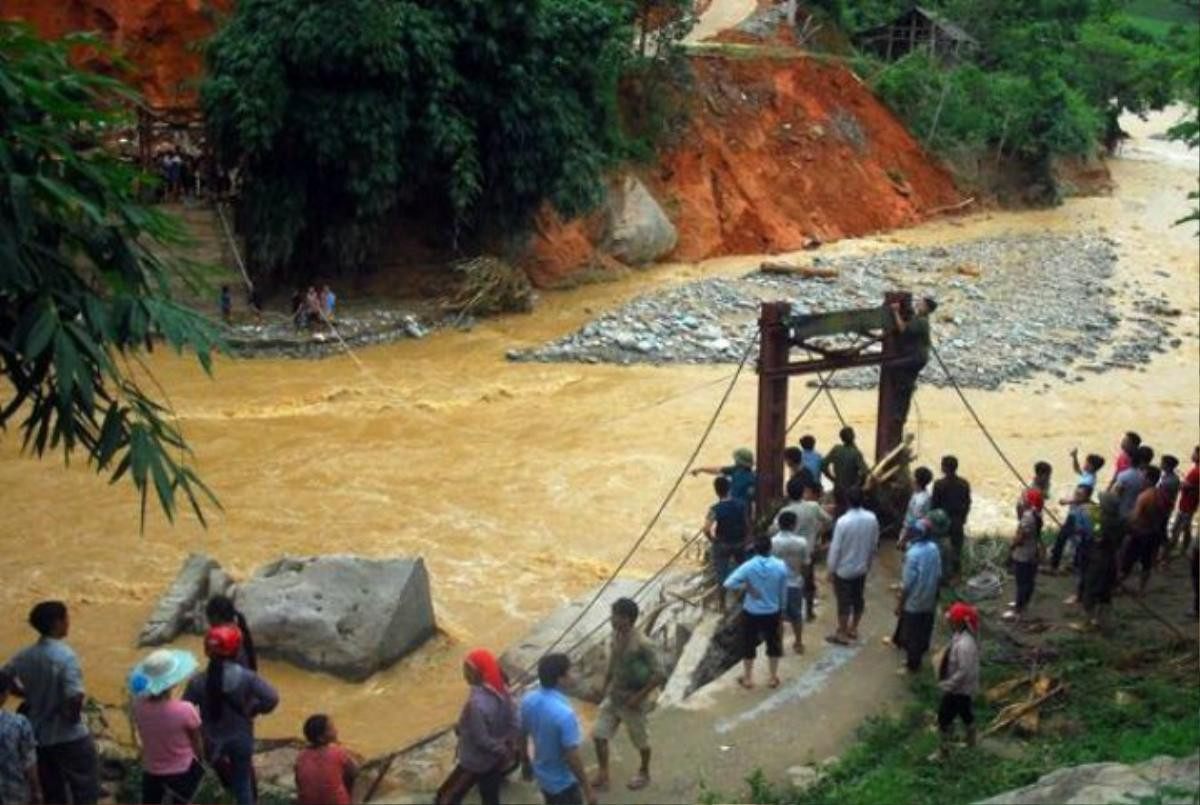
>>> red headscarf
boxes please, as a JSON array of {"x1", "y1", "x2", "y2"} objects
[
  {"x1": 1022, "y1": 488, "x2": 1044, "y2": 511},
  {"x1": 947, "y1": 602, "x2": 979, "y2": 633},
  {"x1": 205, "y1": 624, "x2": 242, "y2": 659},
  {"x1": 465, "y1": 648, "x2": 508, "y2": 696}
]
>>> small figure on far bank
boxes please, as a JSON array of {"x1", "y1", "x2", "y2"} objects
[
  {"x1": 724, "y1": 536, "x2": 789, "y2": 689},
  {"x1": 692, "y1": 447, "x2": 757, "y2": 510},
  {"x1": 888, "y1": 295, "x2": 936, "y2": 432},
  {"x1": 1003, "y1": 488, "x2": 1044, "y2": 622},
  {"x1": 436, "y1": 649, "x2": 518, "y2": 805},
  {"x1": 935, "y1": 602, "x2": 980, "y2": 761},
  {"x1": 890, "y1": 515, "x2": 942, "y2": 674},
  {"x1": 0, "y1": 668, "x2": 41, "y2": 805},
  {"x1": 219, "y1": 284, "x2": 233, "y2": 325},
  {"x1": 128, "y1": 649, "x2": 203, "y2": 805},
  {"x1": 246, "y1": 285, "x2": 264, "y2": 326},
  {"x1": 520, "y1": 654, "x2": 596, "y2": 805},
  {"x1": 825, "y1": 486, "x2": 880, "y2": 645},
  {"x1": 821, "y1": 427, "x2": 868, "y2": 516},
  {"x1": 591, "y1": 598, "x2": 663, "y2": 794},
  {"x1": 3, "y1": 601, "x2": 99, "y2": 805},
  {"x1": 295, "y1": 714, "x2": 358, "y2": 805},
  {"x1": 931, "y1": 455, "x2": 971, "y2": 582},
  {"x1": 321, "y1": 284, "x2": 337, "y2": 324}
]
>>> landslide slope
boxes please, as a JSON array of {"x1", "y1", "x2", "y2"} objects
[{"x1": 649, "y1": 51, "x2": 962, "y2": 261}]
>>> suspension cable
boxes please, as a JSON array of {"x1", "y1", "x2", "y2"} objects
[{"x1": 516, "y1": 330, "x2": 761, "y2": 681}]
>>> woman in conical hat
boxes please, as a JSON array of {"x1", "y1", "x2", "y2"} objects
[{"x1": 128, "y1": 649, "x2": 204, "y2": 804}]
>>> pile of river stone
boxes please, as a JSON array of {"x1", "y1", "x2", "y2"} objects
[
  {"x1": 508, "y1": 234, "x2": 1187, "y2": 391},
  {"x1": 224, "y1": 308, "x2": 444, "y2": 359}
]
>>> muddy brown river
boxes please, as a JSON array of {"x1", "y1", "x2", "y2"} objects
[{"x1": 1, "y1": 111, "x2": 1196, "y2": 756}]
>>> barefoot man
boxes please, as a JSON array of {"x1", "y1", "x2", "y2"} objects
[{"x1": 591, "y1": 598, "x2": 663, "y2": 793}]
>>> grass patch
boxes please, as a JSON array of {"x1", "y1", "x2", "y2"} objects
[{"x1": 1124, "y1": 0, "x2": 1199, "y2": 38}]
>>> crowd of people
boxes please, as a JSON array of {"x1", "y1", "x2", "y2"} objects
[
  {"x1": 0, "y1": 429, "x2": 1195, "y2": 804},
  {"x1": 696, "y1": 427, "x2": 1199, "y2": 760}
]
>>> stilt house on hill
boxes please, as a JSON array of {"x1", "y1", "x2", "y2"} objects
[{"x1": 854, "y1": 6, "x2": 978, "y2": 64}]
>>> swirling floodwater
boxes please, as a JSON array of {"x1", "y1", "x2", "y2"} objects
[{"x1": 1, "y1": 111, "x2": 1196, "y2": 756}]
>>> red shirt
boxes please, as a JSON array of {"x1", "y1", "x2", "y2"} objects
[
  {"x1": 295, "y1": 744, "x2": 354, "y2": 805},
  {"x1": 1180, "y1": 465, "x2": 1200, "y2": 514}
]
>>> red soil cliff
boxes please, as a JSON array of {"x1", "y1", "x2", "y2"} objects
[{"x1": 3, "y1": 0, "x2": 228, "y2": 108}]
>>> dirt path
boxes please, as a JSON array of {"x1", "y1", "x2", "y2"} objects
[{"x1": 685, "y1": 0, "x2": 758, "y2": 42}]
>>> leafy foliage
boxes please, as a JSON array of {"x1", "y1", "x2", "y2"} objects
[
  {"x1": 0, "y1": 22, "x2": 222, "y2": 528},
  {"x1": 851, "y1": 0, "x2": 1180, "y2": 192},
  {"x1": 1165, "y1": 33, "x2": 1199, "y2": 230},
  {"x1": 203, "y1": 0, "x2": 638, "y2": 280}
]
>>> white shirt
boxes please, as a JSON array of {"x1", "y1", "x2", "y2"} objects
[
  {"x1": 771, "y1": 531, "x2": 811, "y2": 589},
  {"x1": 826, "y1": 507, "x2": 880, "y2": 580}
]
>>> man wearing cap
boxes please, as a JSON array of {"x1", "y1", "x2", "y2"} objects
[
  {"x1": 129, "y1": 649, "x2": 204, "y2": 804},
  {"x1": 937, "y1": 602, "x2": 980, "y2": 759},
  {"x1": 692, "y1": 448, "x2": 758, "y2": 510},
  {"x1": 3, "y1": 601, "x2": 99, "y2": 804}
]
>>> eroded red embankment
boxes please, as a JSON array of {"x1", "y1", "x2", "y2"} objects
[
  {"x1": 3, "y1": 0, "x2": 229, "y2": 108},
  {"x1": 525, "y1": 53, "x2": 962, "y2": 285}
]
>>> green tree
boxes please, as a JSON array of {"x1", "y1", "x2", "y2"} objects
[
  {"x1": 1167, "y1": 41, "x2": 1199, "y2": 230},
  {"x1": 0, "y1": 23, "x2": 222, "y2": 527},
  {"x1": 204, "y1": 0, "x2": 634, "y2": 281}
]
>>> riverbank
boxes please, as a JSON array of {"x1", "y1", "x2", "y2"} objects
[{"x1": 0, "y1": 108, "x2": 1195, "y2": 763}]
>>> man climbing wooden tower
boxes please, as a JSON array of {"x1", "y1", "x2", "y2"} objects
[{"x1": 754, "y1": 292, "x2": 932, "y2": 515}]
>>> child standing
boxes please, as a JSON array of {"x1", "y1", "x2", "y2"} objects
[
  {"x1": 295, "y1": 715, "x2": 358, "y2": 805},
  {"x1": 936, "y1": 603, "x2": 980, "y2": 760}
]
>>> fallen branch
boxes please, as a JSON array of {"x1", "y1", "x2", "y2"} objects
[
  {"x1": 924, "y1": 196, "x2": 976, "y2": 217},
  {"x1": 867, "y1": 434, "x2": 914, "y2": 482},
  {"x1": 981, "y1": 684, "x2": 1066, "y2": 738},
  {"x1": 759, "y1": 261, "x2": 839, "y2": 279}
]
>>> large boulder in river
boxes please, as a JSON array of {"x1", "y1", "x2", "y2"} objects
[
  {"x1": 602, "y1": 175, "x2": 677, "y2": 265},
  {"x1": 235, "y1": 556, "x2": 436, "y2": 681},
  {"x1": 138, "y1": 554, "x2": 233, "y2": 646}
]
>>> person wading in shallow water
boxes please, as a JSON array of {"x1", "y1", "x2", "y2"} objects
[{"x1": 591, "y1": 598, "x2": 663, "y2": 793}]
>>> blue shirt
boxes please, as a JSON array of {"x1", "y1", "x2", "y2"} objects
[
  {"x1": 709, "y1": 498, "x2": 748, "y2": 546},
  {"x1": 3, "y1": 638, "x2": 89, "y2": 746},
  {"x1": 902, "y1": 539, "x2": 942, "y2": 613},
  {"x1": 520, "y1": 687, "x2": 581, "y2": 796},
  {"x1": 722, "y1": 465, "x2": 757, "y2": 505},
  {"x1": 801, "y1": 449, "x2": 823, "y2": 483},
  {"x1": 0, "y1": 711, "x2": 36, "y2": 805},
  {"x1": 1078, "y1": 471, "x2": 1096, "y2": 490},
  {"x1": 724, "y1": 555, "x2": 789, "y2": 615}
]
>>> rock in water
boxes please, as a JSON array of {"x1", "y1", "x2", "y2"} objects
[
  {"x1": 138, "y1": 554, "x2": 221, "y2": 647},
  {"x1": 602, "y1": 176, "x2": 678, "y2": 265},
  {"x1": 235, "y1": 556, "x2": 436, "y2": 681}
]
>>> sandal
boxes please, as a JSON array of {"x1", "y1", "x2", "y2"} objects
[
  {"x1": 627, "y1": 774, "x2": 650, "y2": 791},
  {"x1": 737, "y1": 676, "x2": 755, "y2": 689}
]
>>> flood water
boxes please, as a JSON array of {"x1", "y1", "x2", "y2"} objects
[{"x1": 1, "y1": 111, "x2": 1196, "y2": 756}]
